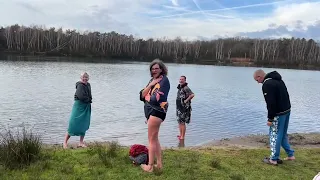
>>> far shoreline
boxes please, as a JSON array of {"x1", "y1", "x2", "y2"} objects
[{"x1": 1, "y1": 53, "x2": 320, "y2": 71}]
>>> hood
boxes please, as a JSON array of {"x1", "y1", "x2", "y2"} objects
[
  {"x1": 264, "y1": 71, "x2": 282, "y2": 81},
  {"x1": 177, "y1": 82, "x2": 188, "y2": 89},
  {"x1": 76, "y1": 81, "x2": 83, "y2": 89}
]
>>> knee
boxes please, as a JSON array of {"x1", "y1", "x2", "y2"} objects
[{"x1": 149, "y1": 131, "x2": 159, "y2": 141}]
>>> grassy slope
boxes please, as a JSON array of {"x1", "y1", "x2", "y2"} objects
[{"x1": 0, "y1": 145, "x2": 319, "y2": 180}]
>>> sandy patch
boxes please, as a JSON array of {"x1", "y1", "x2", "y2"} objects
[{"x1": 201, "y1": 133, "x2": 320, "y2": 149}]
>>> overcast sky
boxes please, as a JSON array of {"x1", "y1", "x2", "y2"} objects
[{"x1": 0, "y1": 0, "x2": 320, "y2": 40}]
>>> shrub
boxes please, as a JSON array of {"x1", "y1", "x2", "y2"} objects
[{"x1": 0, "y1": 126, "x2": 42, "y2": 169}]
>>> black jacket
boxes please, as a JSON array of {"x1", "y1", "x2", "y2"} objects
[
  {"x1": 74, "y1": 81, "x2": 92, "y2": 103},
  {"x1": 262, "y1": 71, "x2": 291, "y2": 121}
]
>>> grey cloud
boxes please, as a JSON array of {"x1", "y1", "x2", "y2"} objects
[
  {"x1": 58, "y1": 8, "x2": 135, "y2": 35},
  {"x1": 237, "y1": 20, "x2": 320, "y2": 40},
  {"x1": 17, "y1": 2, "x2": 44, "y2": 15}
]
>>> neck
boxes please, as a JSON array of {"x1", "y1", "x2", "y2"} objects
[{"x1": 153, "y1": 74, "x2": 162, "y2": 79}]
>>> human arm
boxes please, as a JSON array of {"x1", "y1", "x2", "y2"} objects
[
  {"x1": 262, "y1": 82, "x2": 277, "y2": 122},
  {"x1": 75, "y1": 83, "x2": 91, "y2": 103},
  {"x1": 149, "y1": 76, "x2": 170, "y2": 103},
  {"x1": 88, "y1": 83, "x2": 92, "y2": 103},
  {"x1": 141, "y1": 84, "x2": 153, "y2": 99},
  {"x1": 184, "y1": 86, "x2": 194, "y2": 103},
  {"x1": 140, "y1": 77, "x2": 163, "y2": 101}
]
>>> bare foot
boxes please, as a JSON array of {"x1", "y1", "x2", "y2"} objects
[
  {"x1": 154, "y1": 164, "x2": 163, "y2": 170},
  {"x1": 263, "y1": 157, "x2": 278, "y2": 165},
  {"x1": 140, "y1": 164, "x2": 153, "y2": 172},
  {"x1": 78, "y1": 143, "x2": 87, "y2": 148},
  {"x1": 63, "y1": 142, "x2": 68, "y2": 149},
  {"x1": 284, "y1": 156, "x2": 295, "y2": 161}
]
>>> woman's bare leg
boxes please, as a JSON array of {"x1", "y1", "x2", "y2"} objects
[
  {"x1": 155, "y1": 138, "x2": 162, "y2": 169},
  {"x1": 141, "y1": 116, "x2": 162, "y2": 172},
  {"x1": 79, "y1": 136, "x2": 87, "y2": 147},
  {"x1": 63, "y1": 133, "x2": 70, "y2": 149}
]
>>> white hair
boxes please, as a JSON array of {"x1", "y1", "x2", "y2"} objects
[{"x1": 80, "y1": 72, "x2": 89, "y2": 78}]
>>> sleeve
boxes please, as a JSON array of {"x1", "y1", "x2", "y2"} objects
[
  {"x1": 150, "y1": 77, "x2": 170, "y2": 103},
  {"x1": 75, "y1": 84, "x2": 91, "y2": 103},
  {"x1": 262, "y1": 82, "x2": 277, "y2": 121},
  {"x1": 88, "y1": 83, "x2": 92, "y2": 103},
  {"x1": 184, "y1": 86, "x2": 194, "y2": 96},
  {"x1": 139, "y1": 89, "x2": 145, "y2": 102},
  {"x1": 139, "y1": 79, "x2": 153, "y2": 102}
]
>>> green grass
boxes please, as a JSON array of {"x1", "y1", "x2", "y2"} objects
[{"x1": 0, "y1": 144, "x2": 319, "y2": 180}]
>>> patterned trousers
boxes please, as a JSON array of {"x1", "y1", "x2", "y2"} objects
[{"x1": 269, "y1": 112, "x2": 295, "y2": 160}]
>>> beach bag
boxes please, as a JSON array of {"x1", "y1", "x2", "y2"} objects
[{"x1": 129, "y1": 144, "x2": 149, "y2": 165}]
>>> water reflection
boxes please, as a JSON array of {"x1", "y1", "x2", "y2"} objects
[{"x1": 178, "y1": 139, "x2": 185, "y2": 148}]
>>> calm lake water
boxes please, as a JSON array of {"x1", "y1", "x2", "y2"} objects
[{"x1": 0, "y1": 59, "x2": 319, "y2": 147}]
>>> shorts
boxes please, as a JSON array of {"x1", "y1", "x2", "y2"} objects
[
  {"x1": 144, "y1": 104, "x2": 166, "y2": 121},
  {"x1": 176, "y1": 106, "x2": 191, "y2": 124}
]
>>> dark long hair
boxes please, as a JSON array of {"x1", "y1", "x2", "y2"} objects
[{"x1": 149, "y1": 59, "x2": 168, "y2": 77}]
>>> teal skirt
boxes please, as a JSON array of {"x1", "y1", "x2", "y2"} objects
[{"x1": 67, "y1": 100, "x2": 91, "y2": 136}]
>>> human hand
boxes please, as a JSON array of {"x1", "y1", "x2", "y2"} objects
[
  {"x1": 184, "y1": 100, "x2": 188, "y2": 104},
  {"x1": 149, "y1": 76, "x2": 162, "y2": 86},
  {"x1": 267, "y1": 121, "x2": 272, "y2": 126}
]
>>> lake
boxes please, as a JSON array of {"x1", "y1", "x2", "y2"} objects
[{"x1": 0, "y1": 59, "x2": 319, "y2": 147}]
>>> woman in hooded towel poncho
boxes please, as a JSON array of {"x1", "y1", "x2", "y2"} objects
[{"x1": 63, "y1": 72, "x2": 92, "y2": 149}]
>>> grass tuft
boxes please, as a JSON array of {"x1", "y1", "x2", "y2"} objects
[
  {"x1": 86, "y1": 141, "x2": 120, "y2": 168},
  {"x1": 210, "y1": 158, "x2": 221, "y2": 169},
  {"x1": 0, "y1": 126, "x2": 42, "y2": 169},
  {"x1": 229, "y1": 173, "x2": 246, "y2": 180}
]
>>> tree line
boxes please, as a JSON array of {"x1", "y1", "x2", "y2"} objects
[{"x1": 0, "y1": 24, "x2": 320, "y2": 68}]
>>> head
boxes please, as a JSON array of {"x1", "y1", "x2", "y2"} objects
[
  {"x1": 179, "y1": 75, "x2": 186, "y2": 85},
  {"x1": 253, "y1": 69, "x2": 266, "y2": 83},
  {"x1": 149, "y1": 59, "x2": 168, "y2": 78},
  {"x1": 80, "y1": 72, "x2": 89, "y2": 84}
]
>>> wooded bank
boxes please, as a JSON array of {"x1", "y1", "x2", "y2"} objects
[{"x1": 0, "y1": 24, "x2": 320, "y2": 69}]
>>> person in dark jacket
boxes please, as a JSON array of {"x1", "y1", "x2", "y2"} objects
[
  {"x1": 253, "y1": 69, "x2": 295, "y2": 165},
  {"x1": 63, "y1": 72, "x2": 92, "y2": 149}
]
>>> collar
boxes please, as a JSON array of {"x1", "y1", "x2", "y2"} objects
[
  {"x1": 263, "y1": 78, "x2": 272, "y2": 83},
  {"x1": 177, "y1": 83, "x2": 188, "y2": 89}
]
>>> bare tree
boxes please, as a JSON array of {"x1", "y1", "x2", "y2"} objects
[{"x1": 0, "y1": 24, "x2": 319, "y2": 68}]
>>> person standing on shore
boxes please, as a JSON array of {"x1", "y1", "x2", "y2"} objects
[
  {"x1": 176, "y1": 75, "x2": 194, "y2": 140},
  {"x1": 253, "y1": 69, "x2": 295, "y2": 165},
  {"x1": 139, "y1": 59, "x2": 170, "y2": 172},
  {"x1": 63, "y1": 72, "x2": 92, "y2": 149}
]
